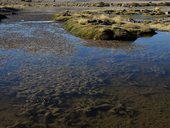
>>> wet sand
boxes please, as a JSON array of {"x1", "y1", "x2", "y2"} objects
[{"x1": 1, "y1": 11, "x2": 170, "y2": 128}]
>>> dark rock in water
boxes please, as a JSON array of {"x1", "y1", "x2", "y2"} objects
[{"x1": 85, "y1": 104, "x2": 112, "y2": 117}]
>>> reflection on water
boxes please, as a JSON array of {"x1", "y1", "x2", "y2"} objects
[
  {"x1": 84, "y1": 40, "x2": 144, "y2": 53},
  {"x1": 1, "y1": 21, "x2": 170, "y2": 128}
]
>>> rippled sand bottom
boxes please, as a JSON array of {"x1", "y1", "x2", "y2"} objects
[{"x1": 1, "y1": 84, "x2": 170, "y2": 128}]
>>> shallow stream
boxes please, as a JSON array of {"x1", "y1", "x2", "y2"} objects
[{"x1": 1, "y1": 14, "x2": 170, "y2": 128}]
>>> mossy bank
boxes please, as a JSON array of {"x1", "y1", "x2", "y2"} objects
[{"x1": 53, "y1": 10, "x2": 158, "y2": 41}]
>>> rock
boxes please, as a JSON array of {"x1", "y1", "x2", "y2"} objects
[{"x1": 85, "y1": 104, "x2": 112, "y2": 117}]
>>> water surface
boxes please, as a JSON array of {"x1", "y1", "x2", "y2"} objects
[{"x1": 1, "y1": 19, "x2": 170, "y2": 128}]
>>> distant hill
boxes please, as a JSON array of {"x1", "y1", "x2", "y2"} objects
[{"x1": 1, "y1": 0, "x2": 170, "y2": 2}]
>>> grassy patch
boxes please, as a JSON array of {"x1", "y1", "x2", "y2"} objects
[
  {"x1": 53, "y1": 10, "x2": 160, "y2": 41},
  {"x1": 150, "y1": 23, "x2": 170, "y2": 32},
  {"x1": 64, "y1": 19, "x2": 102, "y2": 40}
]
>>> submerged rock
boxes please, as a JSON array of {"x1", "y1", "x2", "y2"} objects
[
  {"x1": 110, "y1": 103, "x2": 138, "y2": 118},
  {"x1": 84, "y1": 104, "x2": 112, "y2": 117}
]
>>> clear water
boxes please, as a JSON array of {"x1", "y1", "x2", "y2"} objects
[
  {"x1": 1, "y1": 21, "x2": 170, "y2": 88},
  {"x1": 1, "y1": 20, "x2": 170, "y2": 128}
]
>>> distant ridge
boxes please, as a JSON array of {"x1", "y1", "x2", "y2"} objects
[{"x1": 1, "y1": 0, "x2": 170, "y2": 2}]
